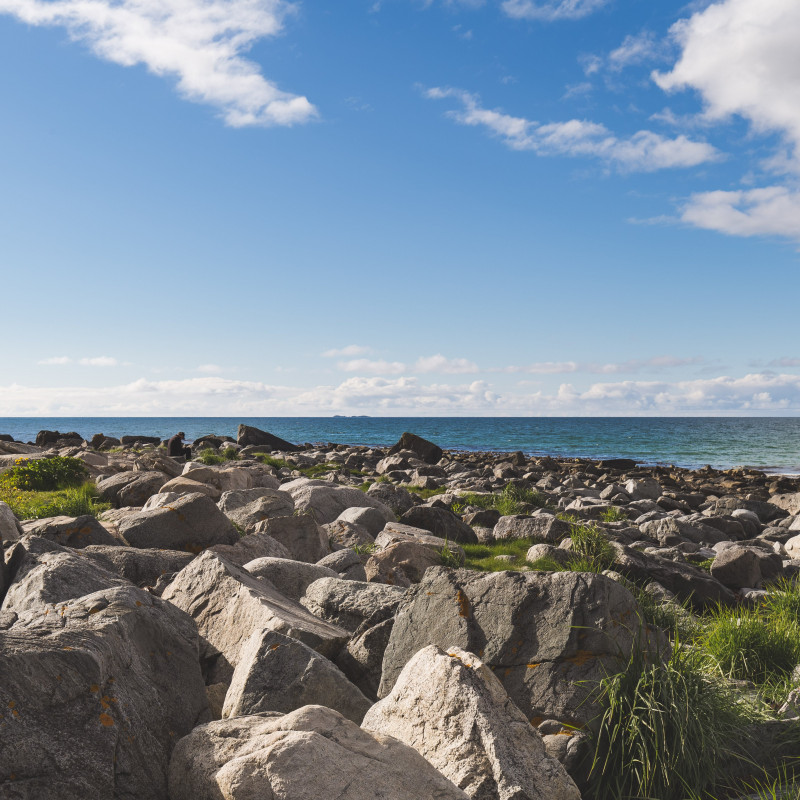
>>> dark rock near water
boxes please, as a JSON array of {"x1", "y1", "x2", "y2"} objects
[
  {"x1": 389, "y1": 431, "x2": 443, "y2": 464},
  {"x1": 236, "y1": 424, "x2": 299, "y2": 451}
]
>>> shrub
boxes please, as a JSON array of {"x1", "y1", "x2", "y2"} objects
[
  {"x1": 587, "y1": 637, "x2": 750, "y2": 800},
  {"x1": 0, "y1": 456, "x2": 87, "y2": 491}
]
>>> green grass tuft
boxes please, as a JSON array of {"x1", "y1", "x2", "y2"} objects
[
  {"x1": 0, "y1": 482, "x2": 110, "y2": 520},
  {"x1": 460, "y1": 483, "x2": 552, "y2": 516}
]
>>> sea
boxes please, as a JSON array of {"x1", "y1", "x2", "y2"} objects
[{"x1": 2, "y1": 417, "x2": 800, "y2": 475}]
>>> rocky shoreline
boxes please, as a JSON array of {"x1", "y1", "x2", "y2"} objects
[{"x1": 1, "y1": 425, "x2": 800, "y2": 798}]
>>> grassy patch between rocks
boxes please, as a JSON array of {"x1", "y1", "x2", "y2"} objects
[
  {"x1": 461, "y1": 537, "x2": 539, "y2": 572},
  {"x1": 458, "y1": 483, "x2": 552, "y2": 515},
  {"x1": 0, "y1": 482, "x2": 110, "y2": 520}
]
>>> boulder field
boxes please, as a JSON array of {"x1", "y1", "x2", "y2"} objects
[{"x1": 1, "y1": 426, "x2": 800, "y2": 798}]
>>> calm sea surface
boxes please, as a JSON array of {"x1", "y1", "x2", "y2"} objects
[{"x1": 1, "y1": 417, "x2": 799, "y2": 474}]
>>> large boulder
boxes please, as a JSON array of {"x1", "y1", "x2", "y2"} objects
[
  {"x1": 21, "y1": 514, "x2": 120, "y2": 548},
  {"x1": 364, "y1": 645, "x2": 580, "y2": 800},
  {"x1": 219, "y1": 488, "x2": 295, "y2": 532},
  {"x1": 236, "y1": 424, "x2": 299, "y2": 451},
  {"x1": 335, "y1": 612, "x2": 395, "y2": 701},
  {"x1": 301, "y1": 576, "x2": 406, "y2": 633},
  {"x1": 281, "y1": 477, "x2": 395, "y2": 525},
  {"x1": 389, "y1": 432, "x2": 444, "y2": 464},
  {"x1": 493, "y1": 514, "x2": 571, "y2": 543},
  {"x1": 80, "y1": 544, "x2": 194, "y2": 588},
  {"x1": 710, "y1": 545, "x2": 783, "y2": 590},
  {"x1": 119, "y1": 492, "x2": 239, "y2": 552},
  {"x1": 2, "y1": 536, "x2": 126, "y2": 616},
  {"x1": 117, "y1": 471, "x2": 170, "y2": 507},
  {"x1": 161, "y1": 551, "x2": 348, "y2": 684},
  {"x1": 208, "y1": 531, "x2": 292, "y2": 565},
  {"x1": 0, "y1": 585, "x2": 208, "y2": 799},
  {"x1": 96, "y1": 470, "x2": 150, "y2": 506},
  {"x1": 365, "y1": 540, "x2": 445, "y2": 586},
  {"x1": 254, "y1": 513, "x2": 330, "y2": 562},
  {"x1": 379, "y1": 567, "x2": 653, "y2": 726},
  {"x1": 0, "y1": 500, "x2": 23, "y2": 540},
  {"x1": 222, "y1": 628, "x2": 372, "y2": 724},
  {"x1": 366, "y1": 481, "x2": 417, "y2": 516},
  {"x1": 399, "y1": 506, "x2": 478, "y2": 544},
  {"x1": 243, "y1": 557, "x2": 338, "y2": 602},
  {"x1": 157, "y1": 475, "x2": 221, "y2": 500},
  {"x1": 168, "y1": 705, "x2": 469, "y2": 800}
]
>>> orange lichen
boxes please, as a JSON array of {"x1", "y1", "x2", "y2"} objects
[
  {"x1": 527, "y1": 662, "x2": 541, "y2": 669},
  {"x1": 90, "y1": 684, "x2": 99, "y2": 693},
  {"x1": 456, "y1": 590, "x2": 470, "y2": 619},
  {"x1": 99, "y1": 713, "x2": 114, "y2": 727},
  {"x1": 564, "y1": 650, "x2": 594, "y2": 667},
  {"x1": 530, "y1": 716, "x2": 544, "y2": 726}
]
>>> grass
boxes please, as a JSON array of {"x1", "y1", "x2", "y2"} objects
[
  {"x1": 459, "y1": 483, "x2": 552, "y2": 516},
  {"x1": 587, "y1": 636, "x2": 754, "y2": 800},
  {"x1": 0, "y1": 455, "x2": 87, "y2": 491},
  {"x1": 601, "y1": 506, "x2": 629, "y2": 523},
  {"x1": 569, "y1": 523, "x2": 616, "y2": 573},
  {"x1": 255, "y1": 453, "x2": 343, "y2": 479},
  {"x1": 0, "y1": 482, "x2": 110, "y2": 520},
  {"x1": 405, "y1": 485, "x2": 448, "y2": 499},
  {"x1": 462, "y1": 536, "x2": 539, "y2": 571}
]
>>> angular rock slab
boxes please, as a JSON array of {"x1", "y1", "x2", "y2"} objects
[
  {"x1": 243, "y1": 556, "x2": 338, "y2": 602},
  {"x1": 222, "y1": 629, "x2": 372, "y2": 724},
  {"x1": 364, "y1": 645, "x2": 580, "y2": 800},
  {"x1": 379, "y1": 567, "x2": 650, "y2": 727},
  {"x1": 161, "y1": 551, "x2": 348, "y2": 684},
  {"x1": 168, "y1": 705, "x2": 469, "y2": 800},
  {"x1": 281, "y1": 477, "x2": 395, "y2": 525},
  {"x1": 0, "y1": 585, "x2": 208, "y2": 800},
  {"x1": 21, "y1": 514, "x2": 120, "y2": 548},
  {"x1": 119, "y1": 492, "x2": 239, "y2": 552}
]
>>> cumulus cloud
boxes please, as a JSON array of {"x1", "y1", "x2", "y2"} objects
[
  {"x1": 608, "y1": 31, "x2": 660, "y2": 71},
  {"x1": 424, "y1": 87, "x2": 719, "y2": 171},
  {"x1": 38, "y1": 356, "x2": 72, "y2": 366},
  {"x1": 501, "y1": 0, "x2": 608, "y2": 22},
  {"x1": 2, "y1": 372, "x2": 800, "y2": 415},
  {"x1": 196, "y1": 364, "x2": 223, "y2": 374},
  {"x1": 0, "y1": 0, "x2": 316, "y2": 127},
  {"x1": 337, "y1": 359, "x2": 407, "y2": 375},
  {"x1": 322, "y1": 345, "x2": 373, "y2": 358},
  {"x1": 414, "y1": 354, "x2": 480, "y2": 374}
]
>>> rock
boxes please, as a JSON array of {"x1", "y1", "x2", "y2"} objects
[
  {"x1": 786, "y1": 533, "x2": 800, "y2": 559},
  {"x1": 365, "y1": 540, "x2": 445, "y2": 586},
  {"x1": 208, "y1": 531, "x2": 292, "y2": 565},
  {"x1": 625, "y1": 478, "x2": 663, "y2": 501},
  {"x1": 463, "y1": 508, "x2": 501, "y2": 528},
  {"x1": 35, "y1": 429, "x2": 83, "y2": 447},
  {"x1": 0, "y1": 500, "x2": 25, "y2": 540},
  {"x1": 526, "y1": 543, "x2": 574, "y2": 566},
  {"x1": 161, "y1": 551, "x2": 348, "y2": 683},
  {"x1": 399, "y1": 506, "x2": 478, "y2": 544},
  {"x1": 119, "y1": 492, "x2": 239, "y2": 552},
  {"x1": 168, "y1": 705, "x2": 469, "y2": 800},
  {"x1": 336, "y1": 505, "x2": 388, "y2": 536},
  {"x1": 1, "y1": 585, "x2": 208, "y2": 799},
  {"x1": 120, "y1": 434, "x2": 161, "y2": 445},
  {"x1": 254, "y1": 513, "x2": 330, "y2": 562},
  {"x1": 243, "y1": 557, "x2": 338, "y2": 602},
  {"x1": 366, "y1": 481, "x2": 417, "y2": 515},
  {"x1": 493, "y1": 514, "x2": 571, "y2": 543},
  {"x1": 158, "y1": 475, "x2": 221, "y2": 500},
  {"x1": 236, "y1": 424, "x2": 299, "y2": 450},
  {"x1": 300, "y1": 576, "x2": 405, "y2": 633},
  {"x1": 21, "y1": 514, "x2": 120, "y2": 548},
  {"x1": 117, "y1": 471, "x2": 170, "y2": 507},
  {"x1": 771, "y1": 492, "x2": 800, "y2": 517},
  {"x1": 324, "y1": 518, "x2": 375, "y2": 548},
  {"x1": 363, "y1": 645, "x2": 580, "y2": 800},
  {"x1": 80, "y1": 544, "x2": 194, "y2": 588},
  {"x1": 222, "y1": 629, "x2": 372, "y2": 724},
  {"x1": 710, "y1": 545, "x2": 783, "y2": 590},
  {"x1": 2, "y1": 536, "x2": 127, "y2": 615},
  {"x1": 218, "y1": 488, "x2": 295, "y2": 532},
  {"x1": 335, "y1": 614, "x2": 395, "y2": 701},
  {"x1": 389, "y1": 432, "x2": 444, "y2": 464},
  {"x1": 376, "y1": 521, "x2": 465, "y2": 556},
  {"x1": 96, "y1": 470, "x2": 146, "y2": 506},
  {"x1": 281, "y1": 477, "x2": 395, "y2": 525},
  {"x1": 379, "y1": 567, "x2": 653, "y2": 726},
  {"x1": 318, "y1": 548, "x2": 366, "y2": 578}
]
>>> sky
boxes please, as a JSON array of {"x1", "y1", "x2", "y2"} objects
[{"x1": 0, "y1": 0, "x2": 799, "y2": 416}]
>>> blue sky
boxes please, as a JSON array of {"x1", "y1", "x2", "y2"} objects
[{"x1": 1, "y1": 0, "x2": 799, "y2": 416}]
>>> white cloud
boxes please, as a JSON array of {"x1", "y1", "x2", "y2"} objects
[
  {"x1": 338, "y1": 359, "x2": 407, "y2": 375},
  {"x1": 680, "y1": 186, "x2": 800, "y2": 239},
  {"x1": 425, "y1": 87, "x2": 719, "y2": 171},
  {"x1": 2, "y1": 372, "x2": 800, "y2": 415},
  {"x1": 196, "y1": 364, "x2": 223, "y2": 374},
  {"x1": 608, "y1": 31, "x2": 660, "y2": 71},
  {"x1": 0, "y1": 0, "x2": 316, "y2": 127},
  {"x1": 501, "y1": 0, "x2": 608, "y2": 22},
  {"x1": 322, "y1": 345, "x2": 373, "y2": 358},
  {"x1": 38, "y1": 356, "x2": 72, "y2": 365},
  {"x1": 654, "y1": 0, "x2": 800, "y2": 159},
  {"x1": 414, "y1": 354, "x2": 480, "y2": 374},
  {"x1": 78, "y1": 356, "x2": 119, "y2": 367},
  {"x1": 498, "y1": 356, "x2": 704, "y2": 374}
]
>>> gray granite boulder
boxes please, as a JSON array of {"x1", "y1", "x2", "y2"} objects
[
  {"x1": 243, "y1": 556, "x2": 338, "y2": 602},
  {"x1": 281, "y1": 477, "x2": 395, "y2": 525},
  {"x1": 80, "y1": 544, "x2": 194, "y2": 588},
  {"x1": 21, "y1": 514, "x2": 119, "y2": 548},
  {"x1": 399, "y1": 506, "x2": 478, "y2": 544},
  {"x1": 254, "y1": 513, "x2": 330, "y2": 562}
]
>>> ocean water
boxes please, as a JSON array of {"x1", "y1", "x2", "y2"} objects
[{"x1": 1, "y1": 417, "x2": 799, "y2": 474}]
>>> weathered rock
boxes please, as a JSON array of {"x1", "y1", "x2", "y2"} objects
[
  {"x1": 324, "y1": 518, "x2": 375, "y2": 548},
  {"x1": 366, "y1": 481, "x2": 417, "y2": 515},
  {"x1": 168, "y1": 705, "x2": 469, "y2": 800},
  {"x1": 117, "y1": 471, "x2": 170, "y2": 507},
  {"x1": 21, "y1": 514, "x2": 120, "y2": 548},
  {"x1": 493, "y1": 514, "x2": 570, "y2": 543},
  {"x1": 526, "y1": 543, "x2": 574, "y2": 567},
  {"x1": 80, "y1": 544, "x2": 194, "y2": 588},
  {"x1": 254, "y1": 513, "x2": 330, "y2": 562},
  {"x1": 161, "y1": 551, "x2": 348, "y2": 684},
  {"x1": 0, "y1": 500, "x2": 25, "y2": 541},
  {"x1": 222, "y1": 629, "x2": 372, "y2": 723},
  {"x1": 243, "y1": 556, "x2": 338, "y2": 602},
  {"x1": 318, "y1": 548, "x2": 367, "y2": 580},
  {"x1": 335, "y1": 614, "x2": 395, "y2": 700},
  {"x1": 281, "y1": 477, "x2": 395, "y2": 525},
  {"x1": 365, "y1": 540, "x2": 445, "y2": 586},
  {"x1": 219, "y1": 488, "x2": 295, "y2": 532},
  {"x1": 379, "y1": 567, "x2": 652, "y2": 726},
  {"x1": 771, "y1": 493, "x2": 800, "y2": 517},
  {"x1": 97, "y1": 470, "x2": 149, "y2": 506},
  {"x1": 158, "y1": 475, "x2": 221, "y2": 500},
  {"x1": 1, "y1": 585, "x2": 208, "y2": 799},
  {"x1": 337, "y1": 505, "x2": 388, "y2": 536},
  {"x1": 389, "y1": 432, "x2": 444, "y2": 464},
  {"x1": 363, "y1": 645, "x2": 580, "y2": 800},
  {"x1": 399, "y1": 505, "x2": 478, "y2": 543},
  {"x1": 208, "y1": 530, "x2": 292, "y2": 565},
  {"x1": 301, "y1": 576, "x2": 405, "y2": 633},
  {"x1": 119, "y1": 492, "x2": 239, "y2": 552},
  {"x1": 236, "y1": 424, "x2": 299, "y2": 451},
  {"x1": 625, "y1": 478, "x2": 663, "y2": 501},
  {"x1": 710, "y1": 545, "x2": 783, "y2": 590},
  {"x1": 2, "y1": 536, "x2": 126, "y2": 615}
]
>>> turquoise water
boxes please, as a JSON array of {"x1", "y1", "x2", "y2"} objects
[{"x1": 2, "y1": 417, "x2": 799, "y2": 474}]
